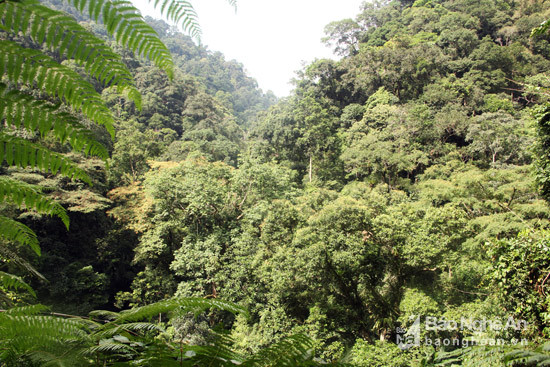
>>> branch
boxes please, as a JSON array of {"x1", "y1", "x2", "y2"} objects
[{"x1": 448, "y1": 285, "x2": 490, "y2": 296}]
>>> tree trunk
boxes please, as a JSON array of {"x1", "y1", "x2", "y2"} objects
[{"x1": 309, "y1": 155, "x2": 312, "y2": 182}]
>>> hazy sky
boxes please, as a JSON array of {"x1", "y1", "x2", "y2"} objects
[{"x1": 132, "y1": 0, "x2": 366, "y2": 97}]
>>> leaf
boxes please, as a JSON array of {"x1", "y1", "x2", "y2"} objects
[
  {"x1": 0, "y1": 40, "x2": 115, "y2": 139},
  {"x1": 66, "y1": 0, "x2": 175, "y2": 79},
  {"x1": 0, "y1": 177, "x2": 69, "y2": 229},
  {"x1": 0, "y1": 271, "x2": 36, "y2": 298},
  {"x1": 0, "y1": 0, "x2": 142, "y2": 109},
  {"x1": 242, "y1": 334, "x2": 316, "y2": 367},
  {"x1": 0, "y1": 216, "x2": 40, "y2": 255},
  {"x1": 0, "y1": 134, "x2": 91, "y2": 184},
  {"x1": 0, "y1": 83, "x2": 109, "y2": 159}
]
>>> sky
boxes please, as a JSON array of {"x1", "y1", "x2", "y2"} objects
[{"x1": 131, "y1": 0, "x2": 366, "y2": 97}]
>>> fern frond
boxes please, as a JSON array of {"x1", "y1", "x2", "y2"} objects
[
  {"x1": 26, "y1": 349, "x2": 89, "y2": 367},
  {"x1": 65, "y1": 0, "x2": 175, "y2": 78},
  {"x1": 1, "y1": 304, "x2": 49, "y2": 315},
  {"x1": 85, "y1": 340, "x2": 136, "y2": 354},
  {"x1": 0, "y1": 177, "x2": 69, "y2": 229},
  {"x1": 0, "y1": 0, "x2": 142, "y2": 109},
  {"x1": 0, "y1": 313, "x2": 89, "y2": 365},
  {"x1": 0, "y1": 84, "x2": 109, "y2": 159},
  {"x1": 0, "y1": 243, "x2": 46, "y2": 280},
  {"x1": 0, "y1": 271, "x2": 36, "y2": 298},
  {"x1": 242, "y1": 334, "x2": 316, "y2": 366},
  {"x1": 0, "y1": 40, "x2": 115, "y2": 138},
  {"x1": 184, "y1": 342, "x2": 243, "y2": 366},
  {"x1": 0, "y1": 314, "x2": 88, "y2": 338},
  {"x1": 88, "y1": 309, "x2": 120, "y2": 321},
  {"x1": 113, "y1": 297, "x2": 247, "y2": 323},
  {"x1": 503, "y1": 343, "x2": 550, "y2": 366},
  {"x1": 0, "y1": 134, "x2": 91, "y2": 184},
  {"x1": 0, "y1": 216, "x2": 40, "y2": 255},
  {"x1": 92, "y1": 321, "x2": 163, "y2": 339},
  {"x1": 149, "y1": 0, "x2": 201, "y2": 39}
]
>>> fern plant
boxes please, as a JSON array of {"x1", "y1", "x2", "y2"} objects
[
  {"x1": 0, "y1": 0, "x2": 234, "y2": 287},
  {"x1": 0, "y1": 297, "x2": 246, "y2": 366},
  {"x1": 0, "y1": 0, "x2": 195, "y2": 254},
  {"x1": 0, "y1": 297, "x2": 349, "y2": 366},
  {"x1": 421, "y1": 342, "x2": 550, "y2": 367}
]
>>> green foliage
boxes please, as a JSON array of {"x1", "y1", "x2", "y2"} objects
[
  {"x1": 4, "y1": 0, "x2": 550, "y2": 364},
  {"x1": 350, "y1": 339, "x2": 423, "y2": 367},
  {"x1": 0, "y1": 0, "x2": 225, "y2": 255},
  {"x1": 63, "y1": 0, "x2": 178, "y2": 78},
  {"x1": 488, "y1": 230, "x2": 550, "y2": 338},
  {"x1": 0, "y1": 271, "x2": 36, "y2": 301},
  {"x1": 0, "y1": 216, "x2": 41, "y2": 256},
  {"x1": 0, "y1": 83, "x2": 109, "y2": 160},
  {"x1": 0, "y1": 298, "x2": 349, "y2": 366},
  {"x1": 0, "y1": 0, "x2": 141, "y2": 109},
  {"x1": 0, "y1": 39, "x2": 116, "y2": 137}
]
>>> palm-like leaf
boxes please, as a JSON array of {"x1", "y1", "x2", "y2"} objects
[
  {"x1": 0, "y1": 0, "x2": 142, "y2": 109},
  {"x1": 503, "y1": 342, "x2": 550, "y2": 366},
  {"x1": 0, "y1": 244, "x2": 46, "y2": 280},
  {"x1": 2, "y1": 304, "x2": 49, "y2": 315},
  {"x1": 0, "y1": 40, "x2": 116, "y2": 138},
  {"x1": 149, "y1": 0, "x2": 202, "y2": 39},
  {"x1": 0, "y1": 216, "x2": 41, "y2": 255},
  {"x1": 0, "y1": 309, "x2": 90, "y2": 366},
  {"x1": 91, "y1": 297, "x2": 248, "y2": 324},
  {"x1": 242, "y1": 334, "x2": 316, "y2": 367},
  {"x1": 91, "y1": 321, "x2": 163, "y2": 339},
  {"x1": 0, "y1": 271, "x2": 36, "y2": 298},
  {"x1": 0, "y1": 298, "x2": 348, "y2": 367},
  {"x1": 0, "y1": 84, "x2": 109, "y2": 160},
  {"x1": 66, "y1": 0, "x2": 176, "y2": 77},
  {"x1": 0, "y1": 177, "x2": 69, "y2": 228},
  {"x1": 0, "y1": 134, "x2": 90, "y2": 184}
]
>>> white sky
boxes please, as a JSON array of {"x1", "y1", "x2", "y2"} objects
[{"x1": 131, "y1": 0, "x2": 366, "y2": 97}]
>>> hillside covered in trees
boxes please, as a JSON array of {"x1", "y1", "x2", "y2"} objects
[{"x1": 3, "y1": 0, "x2": 550, "y2": 365}]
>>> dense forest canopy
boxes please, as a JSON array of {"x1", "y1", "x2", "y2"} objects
[{"x1": 3, "y1": 0, "x2": 550, "y2": 365}]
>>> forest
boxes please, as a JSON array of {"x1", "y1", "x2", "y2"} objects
[{"x1": 2, "y1": 0, "x2": 550, "y2": 365}]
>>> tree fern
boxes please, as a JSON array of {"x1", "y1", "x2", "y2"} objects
[
  {"x1": 0, "y1": 0, "x2": 142, "y2": 109},
  {"x1": 0, "y1": 3, "x2": 248, "y2": 364},
  {"x1": 85, "y1": 297, "x2": 248, "y2": 365},
  {"x1": 425, "y1": 343, "x2": 550, "y2": 367},
  {"x1": 92, "y1": 297, "x2": 248, "y2": 324},
  {"x1": 152, "y1": 0, "x2": 201, "y2": 39},
  {"x1": 0, "y1": 243, "x2": 46, "y2": 280},
  {"x1": 0, "y1": 84, "x2": 109, "y2": 160},
  {"x1": 91, "y1": 321, "x2": 163, "y2": 339},
  {"x1": 0, "y1": 298, "x2": 351, "y2": 366},
  {"x1": 0, "y1": 177, "x2": 69, "y2": 228},
  {"x1": 0, "y1": 134, "x2": 91, "y2": 183},
  {"x1": 0, "y1": 40, "x2": 116, "y2": 138},
  {"x1": 503, "y1": 342, "x2": 550, "y2": 366},
  {"x1": 65, "y1": 0, "x2": 176, "y2": 77},
  {"x1": 0, "y1": 307, "x2": 90, "y2": 366},
  {"x1": 0, "y1": 271, "x2": 36, "y2": 298},
  {"x1": 0, "y1": 216, "x2": 41, "y2": 255},
  {"x1": 241, "y1": 334, "x2": 316, "y2": 367}
]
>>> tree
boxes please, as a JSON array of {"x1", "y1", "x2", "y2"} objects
[
  {"x1": 0, "y1": 0, "x2": 221, "y2": 283},
  {"x1": 323, "y1": 18, "x2": 362, "y2": 57}
]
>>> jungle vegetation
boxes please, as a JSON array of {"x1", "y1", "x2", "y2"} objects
[{"x1": 3, "y1": 0, "x2": 550, "y2": 365}]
